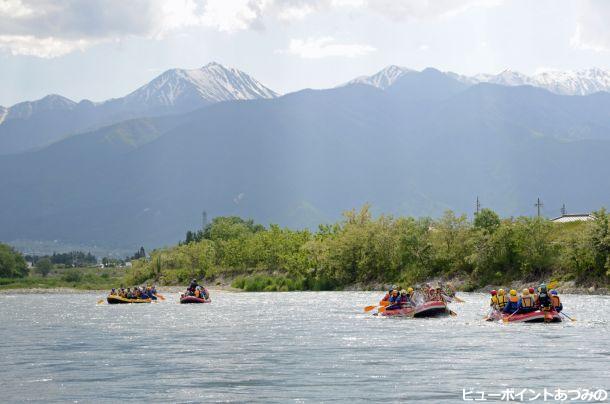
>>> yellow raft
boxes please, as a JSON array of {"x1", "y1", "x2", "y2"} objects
[{"x1": 107, "y1": 295, "x2": 152, "y2": 304}]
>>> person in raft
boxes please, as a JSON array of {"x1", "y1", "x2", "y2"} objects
[
  {"x1": 402, "y1": 287, "x2": 415, "y2": 306},
  {"x1": 538, "y1": 284, "x2": 552, "y2": 311},
  {"x1": 381, "y1": 285, "x2": 397, "y2": 304},
  {"x1": 496, "y1": 289, "x2": 508, "y2": 311},
  {"x1": 550, "y1": 290, "x2": 563, "y2": 312},
  {"x1": 502, "y1": 289, "x2": 520, "y2": 314},
  {"x1": 386, "y1": 290, "x2": 402, "y2": 310},
  {"x1": 518, "y1": 289, "x2": 536, "y2": 314},
  {"x1": 489, "y1": 290, "x2": 500, "y2": 310},
  {"x1": 187, "y1": 279, "x2": 199, "y2": 296}
]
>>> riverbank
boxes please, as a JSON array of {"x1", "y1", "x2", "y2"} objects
[{"x1": 2, "y1": 279, "x2": 608, "y2": 295}]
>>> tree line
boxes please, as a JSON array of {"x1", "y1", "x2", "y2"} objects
[{"x1": 126, "y1": 206, "x2": 610, "y2": 290}]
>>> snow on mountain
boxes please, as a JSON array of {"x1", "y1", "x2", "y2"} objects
[
  {"x1": 350, "y1": 66, "x2": 610, "y2": 96},
  {"x1": 344, "y1": 65, "x2": 414, "y2": 89},
  {"x1": 5, "y1": 94, "x2": 76, "y2": 121},
  {"x1": 119, "y1": 62, "x2": 279, "y2": 110},
  {"x1": 463, "y1": 68, "x2": 610, "y2": 95},
  {"x1": 528, "y1": 68, "x2": 610, "y2": 95},
  {"x1": 0, "y1": 107, "x2": 6, "y2": 125}
]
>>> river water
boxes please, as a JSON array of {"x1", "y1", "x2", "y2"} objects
[{"x1": 0, "y1": 292, "x2": 608, "y2": 403}]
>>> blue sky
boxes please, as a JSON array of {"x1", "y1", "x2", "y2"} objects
[{"x1": 1, "y1": 0, "x2": 609, "y2": 106}]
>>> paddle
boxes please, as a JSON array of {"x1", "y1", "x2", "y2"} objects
[
  {"x1": 483, "y1": 307, "x2": 493, "y2": 320},
  {"x1": 97, "y1": 298, "x2": 105, "y2": 305},
  {"x1": 560, "y1": 312, "x2": 576, "y2": 322},
  {"x1": 448, "y1": 309, "x2": 458, "y2": 317},
  {"x1": 441, "y1": 293, "x2": 465, "y2": 303},
  {"x1": 364, "y1": 305, "x2": 378, "y2": 312},
  {"x1": 155, "y1": 293, "x2": 166, "y2": 301},
  {"x1": 502, "y1": 308, "x2": 519, "y2": 323}
]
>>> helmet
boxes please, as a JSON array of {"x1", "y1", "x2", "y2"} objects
[
  {"x1": 400, "y1": 289, "x2": 406, "y2": 295},
  {"x1": 550, "y1": 290, "x2": 558, "y2": 295},
  {"x1": 196, "y1": 286, "x2": 201, "y2": 290},
  {"x1": 498, "y1": 288, "x2": 505, "y2": 295},
  {"x1": 522, "y1": 289, "x2": 529, "y2": 296},
  {"x1": 407, "y1": 287, "x2": 414, "y2": 293},
  {"x1": 392, "y1": 290, "x2": 398, "y2": 296},
  {"x1": 490, "y1": 290, "x2": 497, "y2": 296},
  {"x1": 192, "y1": 279, "x2": 197, "y2": 283},
  {"x1": 528, "y1": 287, "x2": 535, "y2": 294},
  {"x1": 539, "y1": 283, "x2": 547, "y2": 291},
  {"x1": 509, "y1": 289, "x2": 517, "y2": 296}
]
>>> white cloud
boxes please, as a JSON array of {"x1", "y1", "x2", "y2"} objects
[
  {"x1": 0, "y1": 0, "x2": 34, "y2": 18},
  {"x1": 571, "y1": 0, "x2": 610, "y2": 52},
  {"x1": 362, "y1": 0, "x2": 503, "y2": 20},
  {"x1": 0, "y1": 0, "x2": 503, "y2": 58},
  {"x1": 0, "y1": 35, "x2": 90, "y2": 58},
  {"x1": 280, "y1": 36, "x2": 376, "y2": 58}
]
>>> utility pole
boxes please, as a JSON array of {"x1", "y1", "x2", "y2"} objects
[
  {"x1": 202, "y1": 210, "x2": 208, "y2": 231},
  {"x1": 535, "y1": 198, "x2": 544, "y2": 218},
  {"x1": 475, "y1": 196, "x2": 481, "y2": 215},
  {"x1": 561, "y1": 204, "x2": 567, "y2": 216}
]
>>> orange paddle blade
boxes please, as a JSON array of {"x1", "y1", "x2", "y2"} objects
[
  {"x1": 364, "y1": 305, "x2": 377, "y2": 312},
  {"x1": 156, "y1": 294, "x2": 166, "y2": 300},
  {"x1": 378, "y1": 306, "x2": 386, "y2": 313}
]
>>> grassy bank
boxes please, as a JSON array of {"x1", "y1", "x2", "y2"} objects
[{"x1": 123, "y1": 206, "x2": 610, "y2": 292}]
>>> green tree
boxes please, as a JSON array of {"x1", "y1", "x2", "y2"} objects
[
  {"x1": 474, "y1": 208, "x2": 501, "y2": 233},
  {"x1": 35, "y1": 257, "x2": 53, "y2": 277},
  {"x1": 0, "y1": 243, "x2": 28, "y2": 278}
]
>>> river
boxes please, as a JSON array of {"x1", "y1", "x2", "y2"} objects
[{"x1": 0, "y1": 292, "x2": 608, "y2": 403}]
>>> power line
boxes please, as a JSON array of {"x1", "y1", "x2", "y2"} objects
[{"x1": 535, "y1": 198, "x2": 544, "y2": 218}]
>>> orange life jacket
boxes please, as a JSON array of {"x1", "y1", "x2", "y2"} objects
[
  {"x1": 521, "y1": 296, "x2": 533, "y2": 308},
  {"x1": 195, "y1": 290, "x2": 201, "y2": 298},
  {"x1": 551, "y1": 295, "x2": 561, "y2": 307},
  {"x1": 497, "y1": 294, "x2": 508, "y2": 308},
  {"x1": 509, "y1": 296, "x2": 519, "y2": 303}
]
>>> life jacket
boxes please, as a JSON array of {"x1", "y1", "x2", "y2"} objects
[
  {"x1": 551, "y1": 295, "x2": 561, "y2": 307},
  {"x1": 195, "y1": 290, "x2": 201, "y2": 298},
  {"x1": 521, "y1": 295, "x2": 533, "y2": 308},
  {"x1": 509, "y1": 296, "x2": 519, "y2": 303},
  {"x1": 381, "y1": 293, "x2": 390, "y2": 302},
  {"x1": 490, "y1": 296, "x2": 499, "y2": 306},
  {"x1": 496, "y1": 294, "x2": 507, "y2": 308}
]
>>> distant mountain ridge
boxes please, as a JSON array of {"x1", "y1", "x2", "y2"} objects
[
  {"x1": 346, "y1": 66, "x2": 610, "y2": 95},
  {"x1": 1, "y1": 69, "x2": 610, "y2": 250},
  {"x1": 0, "y1": 62, "x2": 278, "y2": 155}
]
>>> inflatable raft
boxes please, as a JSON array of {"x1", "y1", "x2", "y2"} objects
[
  {"x1": 107, "y1": 295, "x2": 152, "y2": 304},
  {"x1": 502, "y1": 309, "x2": 562, "y2": 323},
  {"x1": 179, "y1": 295, "x2": 211, "y2": 304},
  {"x1": 381, "y1": 301, "x2": 448, "y2": 318}
]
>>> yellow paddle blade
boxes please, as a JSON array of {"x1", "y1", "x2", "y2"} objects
[
  {"x1": 547, "y1": 280, "x2": 558, "y2": 290},
  {"x1": 97, "y1": 299, "x2": 104, "y2": 305},
  {"x1": 453, "y1": 296, "x2": 465, "y2": 303},
  {"x1": 364, "y1": 305, "x2": 377, "y2": 312}
]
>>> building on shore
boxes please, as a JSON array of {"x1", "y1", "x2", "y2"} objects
[{"x1": 550, "y1": 213, "x2": 595, "y2": 223}]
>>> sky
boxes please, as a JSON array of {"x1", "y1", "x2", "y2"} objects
[{"x1": 1, "y1": 0, "x2": 610, "y2": 106}]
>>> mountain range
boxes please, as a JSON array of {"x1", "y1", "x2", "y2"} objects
[
  {"x1": 348, "y1": 66, "x2": 610, "y2": 96},
  {"x1": 0, "y1": 62, "x2": 278, "y2": 155},
  {"x1": 1, "y1": 64, "x2": 610, "y2": 252}
]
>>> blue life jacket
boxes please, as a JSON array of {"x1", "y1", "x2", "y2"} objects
[{"x1": 503, "y1": 299, "x2": 519, "y2": 313}]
